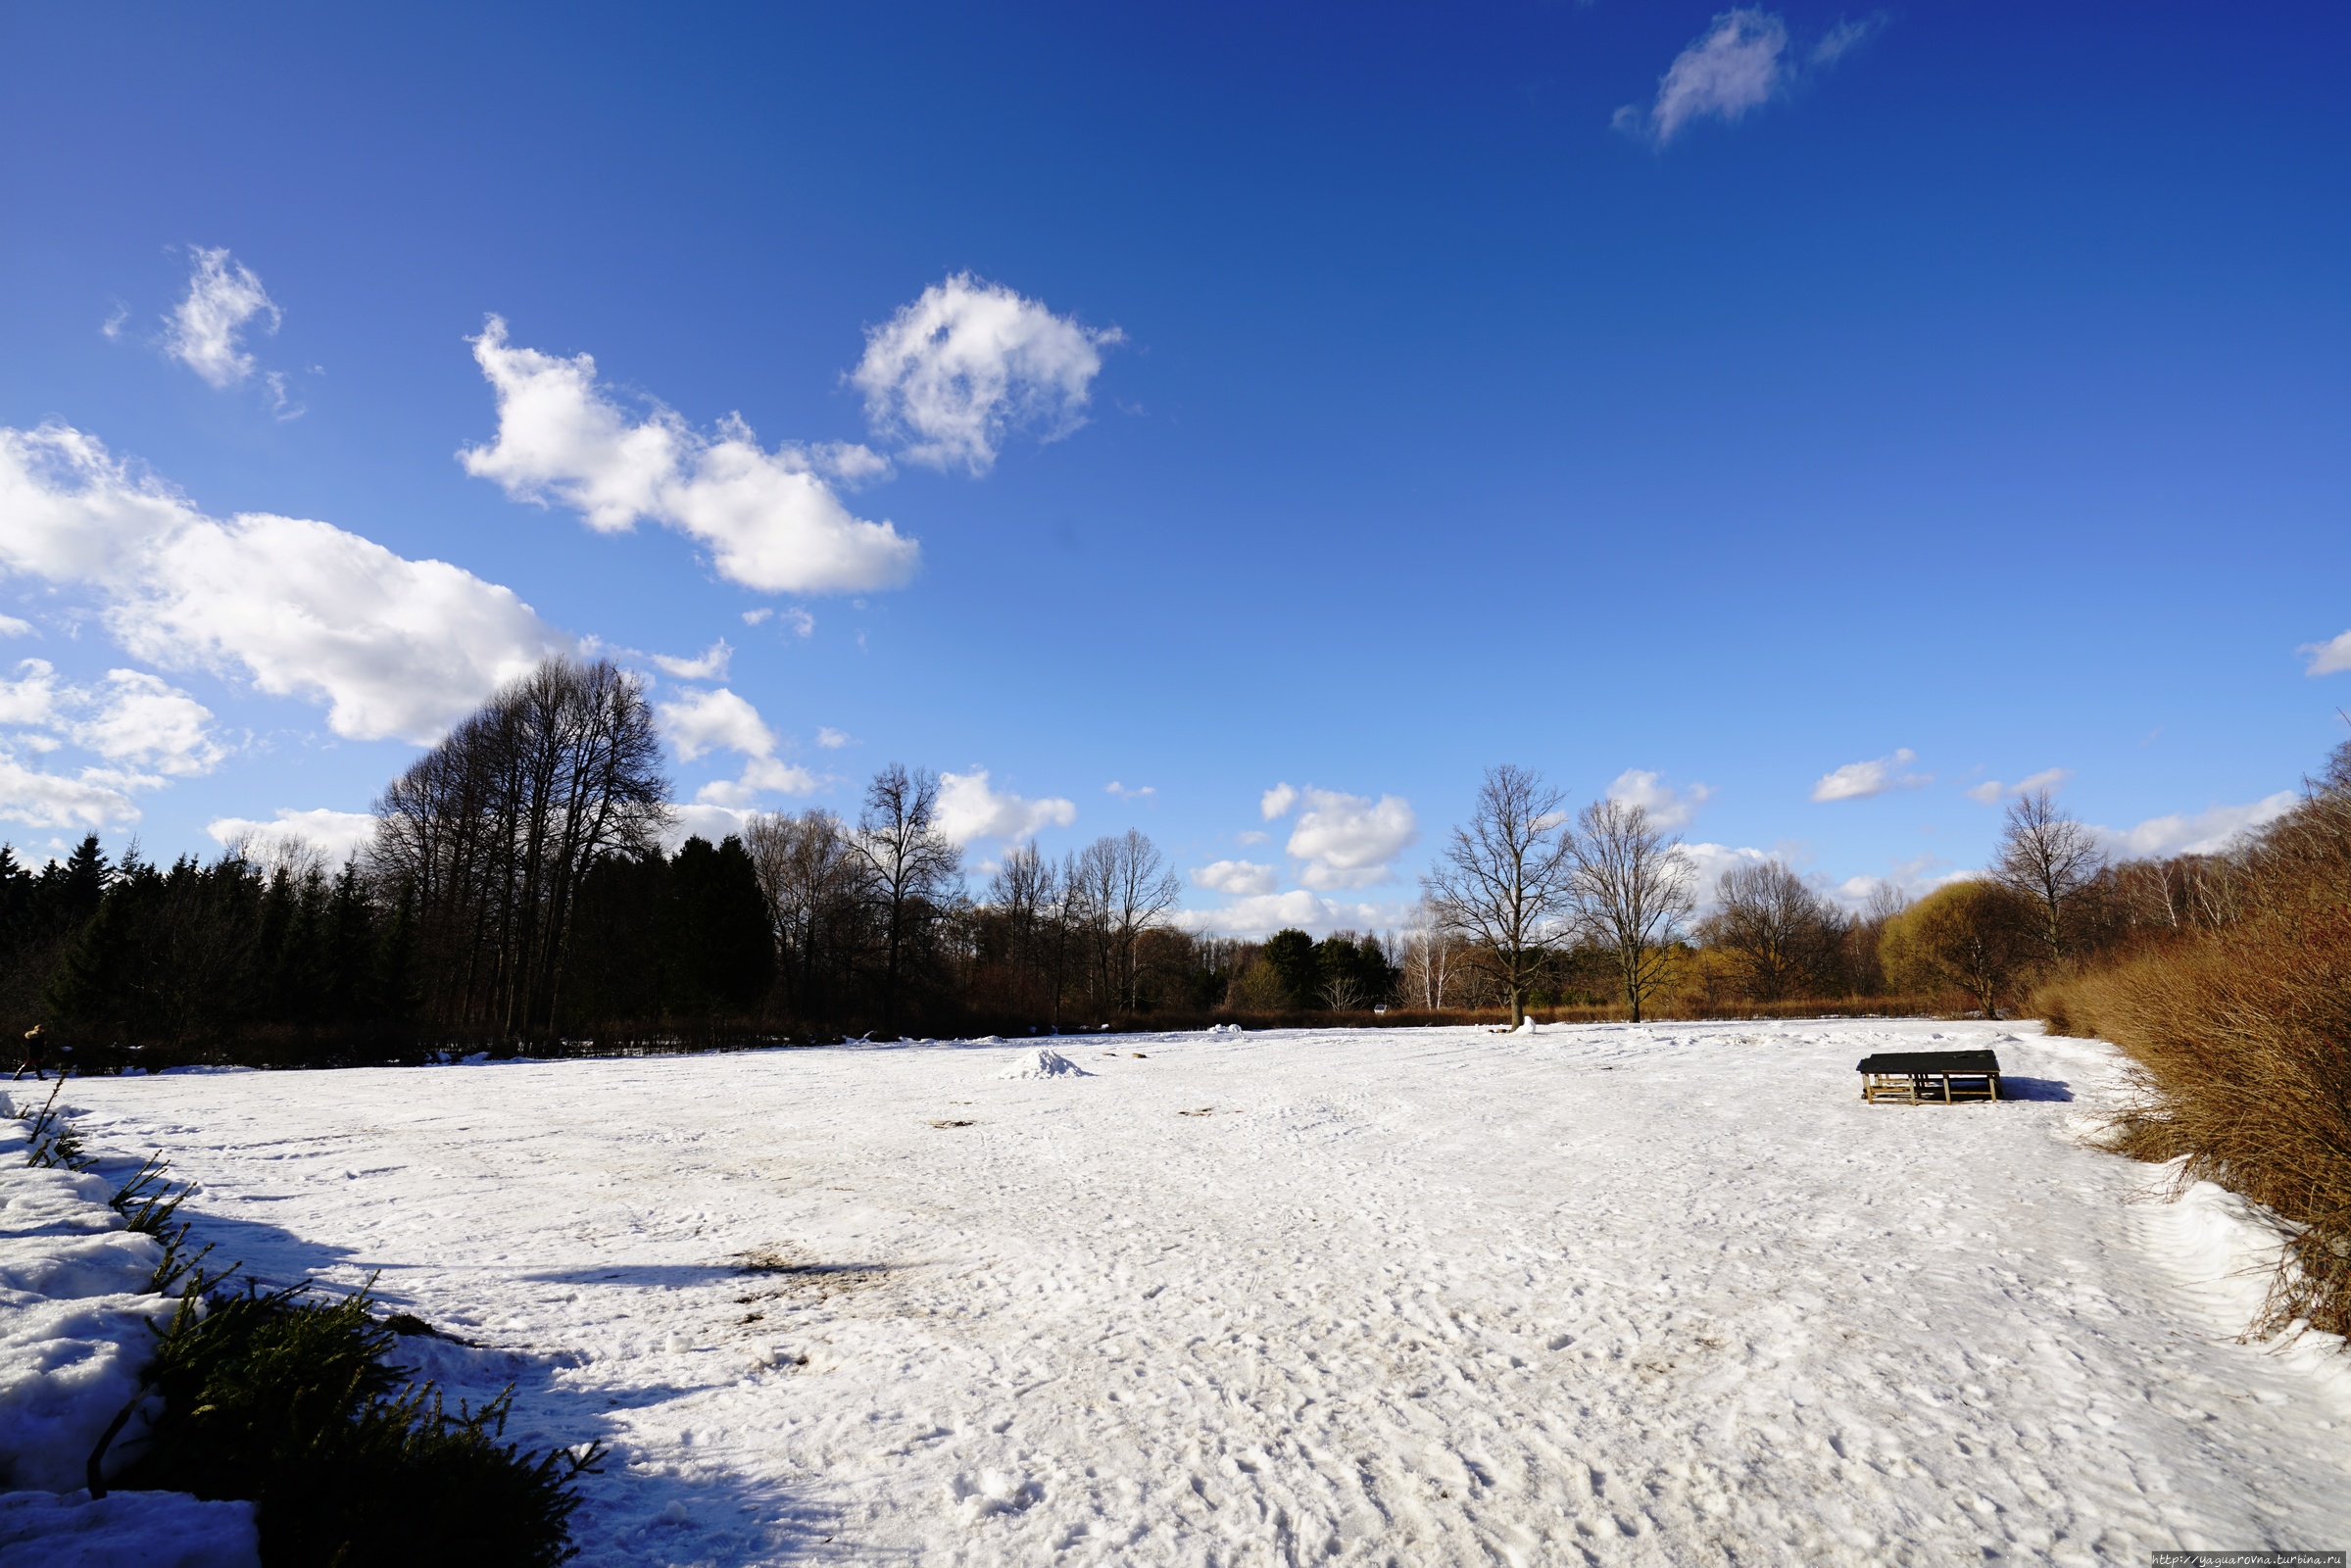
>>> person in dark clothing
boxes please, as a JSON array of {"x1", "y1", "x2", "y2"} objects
[{"x1": 12, "y1": 1025, "x2": 49, "y2": 1082}]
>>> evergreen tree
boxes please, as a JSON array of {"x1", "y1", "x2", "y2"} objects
[{"x1": 663, "y1": 836, "x2": 774, "y2": 1015}]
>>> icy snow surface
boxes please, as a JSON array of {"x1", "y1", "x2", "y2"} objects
[
  {"x1": 51, "y1": 1020, "x2": 2351, "y2": 1565},
  {"x1": 0, "y1": 1487, "x2": 261, "y2": 1567}
]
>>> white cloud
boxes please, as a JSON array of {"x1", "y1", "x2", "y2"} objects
[
  {"x1": 1811, "y1": 748, "x2": 1929, "y2": 803},
  {"x1": 815, "y1": 727, "x2": 852, "y2": 750},
  {"x1": 0, "y1": 422, "x2": 564, "y2": 743},
  {"x1": 1674, "y1": 841, "x2": 1775, "y2": 907},
  {"x1": 206, "y1": 808, "x2": 378, "y2": 866},
  {"x1": 1965, "y1": 767, "x2": 2073, "y2": 806},
  {"x1": 1194, "y1": 859, "x2": 1278, "y2": 897},
  {"x1": 1235, "y1": 829, "x2": 1269, "y2": 847},
  {"x1": 1606, "y1": 768, "x2": 1713, "y2": 829},
  {"x1": 652, "y1": 640, "x2": 732, "y2": 680},
  {"x1": 2092, "y1": 793, "x2": 2298, "y2": 860},
  {"x1": 0, "y1": 755, "x2": 141, "y2": 830},
  {"x1": 1617, "y1": 9, "x2": 1788, "y2": 145},
  {"x1": 663, "y1": 802, "x2": 756, "y2": 851},
  {"x1": 2302, "y1": 629, "x2": 2351, "y2": 675},
  {"x1": 1105, "y1": 780, "x2": 1155, "y2": 800},
  {"x1": 696, "y1": 755, "x2": 819, "y2": 808},
  {"x1": 1170, "y1": 890, "x2": 1413, "y2": 939},
  {"x1": 0, "y1": 615, "x2": 30, "y2": 638},
  {"x1": 657, "y1": 687, "x2": 776, "y2": 761},
  {"x1": 1260, "y1": 782, "x2": 1298, "y2": 820},
  {"x1": 2, "y1": 659, "x2": 224, "y2": 780},
  {"x1": 461, "y1": 318, "x2": 919, "y2": 595},
  {"x1": 851, "y1": 273, "x2": 1122, "y2": 474},
  {"x1": 1811, "y1": 14, "x2": 1885, "y2": 65},
  {"x1": 165, "y1": 247, "x2": 279, "y2": 388},
  {"x1": 779, "y1": 608, "x2": 815, "y2": 637},
  {"x1": 936, "y1": 768, "x2": 1077, "y2": 846},
  {"x1": 741, "y1": 608, "x2": 772, "y2": 626},
  {"x1": 1288, "y1": 787, "x2": 1418, "y2": 889}
]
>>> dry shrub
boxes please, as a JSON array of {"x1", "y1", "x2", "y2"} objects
[{"x1": 2054, "y1": 897, "x2": 2351, "y2": 1343}]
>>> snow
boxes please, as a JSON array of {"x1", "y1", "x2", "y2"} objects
[
  {"x1": 0, "y1": 1489, "x2": 260, "y2": 1567},
  {"x1": 993, "y1": 1047, "x2": 1092, "y2": 1080},
  {"x1": 41, "y1": 1019, "x2": 2351, "y2": 1565}
]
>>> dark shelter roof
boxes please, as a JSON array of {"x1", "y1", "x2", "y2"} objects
[{"x1": 1856, "y1": 1051, "x2": 2002, "y2": 1075}]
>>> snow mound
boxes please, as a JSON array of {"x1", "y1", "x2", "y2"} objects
[
  {"x1": 0, "y1": 1488, "x2": 260, "y2": 1567},
  {"x1": 1205, "y1": 1023, "x2": 1245, "y2": 1037},
  {"x1": 995, "y1": 1048, "x2": 1093, "y2": 1080}
]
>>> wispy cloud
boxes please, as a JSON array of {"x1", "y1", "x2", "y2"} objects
[
  {"x1": 1613, "y1": 8, "x2": 1883, "y2": 146},
  {"x1": 165, "y1": 247, "x2": 280, "y2": 389},
  {"x1": 1105, "y1": 780, "x2": 1155, "y2": 800},
  {"x1": 2092, "y1": 794, "x2": 2298, "y2": 860},
  {"x1": 852, "y1": 273, "x2": 1121, "y2": 474},
  {"x1": 1810, "y1": 748, "x2": 1929, "y2": 803},
  {"x1": 1963, "y1": 767, "x2": 2072, "y2": 806}
]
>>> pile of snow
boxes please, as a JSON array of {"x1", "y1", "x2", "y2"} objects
[
  {"x1": 0, "y1": 1093, "x2": 260, "y2": 1564},
  {"x1": 0, "y1": 1489, "x2": 259, "y2": 1566},
  {"x1": 1205, "y1": 1023, "x2": 1245, "y2": 1037},
  {"x1": 994, "y1": 1048, "x2": 1092, "y2": 1080}
]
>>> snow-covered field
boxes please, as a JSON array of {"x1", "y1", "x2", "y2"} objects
[{"x1": 47, "y1": 1020, "x2": 2351, "y2": 1566}]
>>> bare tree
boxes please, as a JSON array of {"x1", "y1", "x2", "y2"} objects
[
  {"x1": 370, "y1": 655, "x2": 668, "y2": 1043},
  {"x1": 1065, "y1": 830, "x2": 1180, "y2": 1013},
  {"x1": 985, "y1": 840, "x2": 1065, "y2": 1017},
  {"x1": 744, "y1": 808, "x2": 857, "y2": 1019},
  {"x1": 1994, "y1": 788, "x2": 2103, "y2": 962},
  {"x1": 1399, "y1": 902, "x2": 1457, "y2": 1010},
  {"x1": 1700, "y1": 860, "x2": 1837, "y2": 1003},
  {"x1": 1421, "y1": 764, "x2": 1579, "y2": 1028},
  {"x1": 1572, "y1": 798, "x2": 1694, "y2": 1023},
  {"x1": 848, "y1": 764, "x2": 961, "y2": 1034}
]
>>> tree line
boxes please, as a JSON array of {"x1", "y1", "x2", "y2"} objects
[{"x1": 0, "y1": 657, "x2": 2265, "y2": 1063}]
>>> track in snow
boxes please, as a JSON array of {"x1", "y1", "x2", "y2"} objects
[{"x1": 57, "y1": 1020, "x2": 2351, "y2": 1566}]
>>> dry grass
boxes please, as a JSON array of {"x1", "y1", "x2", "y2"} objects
[{"x1": 2039, "y1": 782, "x2": 2351, "y2": 1345}]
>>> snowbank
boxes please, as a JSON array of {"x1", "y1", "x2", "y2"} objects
[
  {"x1": 0, "y1": 1488, "x2": 260, "y2": 1567},
  {"x1": 0, "y1": 1093, "x2": 259, "y2": 1563},
  {"x1": 994, "y1": 1047, "x2": 1092, "y2": 1080}
]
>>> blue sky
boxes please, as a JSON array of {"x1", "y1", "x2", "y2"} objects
[{"x1": 2, "y1": 2, "x2": 2345, "y2": 932}]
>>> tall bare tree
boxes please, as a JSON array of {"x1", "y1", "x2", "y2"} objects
[
  {"x1": 1994, "y1": 787, "x2": 2103, "y2": 962},
  {"x1": 1421, "y1": 764, "x2": 1579, "y2": 1028},
  {"x1": 370, "y1": 655, "x2": 668, "y2": 1043},
  {"x1": 1572, "y1": 798, "x2": 1694, "y2": 1023},
  {"x1": 848, "y1": 764, "x2": 961, "y2": 1034},
  {"x1": 1700, "y1": 860, "x2": 1839, "y2": 1002},
  {"x1": 744, "y1": 808, "x2": 858, "y2": 1019},
  {"x1": 1066, "y1": 830, "x2": 1180, "y2": 1013}
]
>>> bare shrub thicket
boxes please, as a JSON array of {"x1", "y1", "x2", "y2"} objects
[{"x1": 2040, "y1": 738, "x2": 2351, "y2": 1344}]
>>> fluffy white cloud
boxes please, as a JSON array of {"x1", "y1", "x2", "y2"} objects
[
  {"x1": 165, "y1": 247, "x2": 278, "y2": 388},
  {"x1": 657, "y1": 687, "x2": 776, "y2": 761},
  {"x1": 1170, "y1": 890, "x2": 1413, "y2": 939},
  {"x1": 2092, "y1": 793, "x2": 2298, "y2": 860},
  {"x1": 1617, "y1": 9, "x2": 1788, "y2": 145},
  {"x1": 1287, "y1": 787, "x2": 1418, "y2": 889},
  {"x1": 461, "y1": 318, "x2": 918, "y2": 595},
  {"x1": 696, "y1": 756, "x2": 819, "y2": 808},
  {"x1": 1606, "y1": 768, "x2": 1713, "y2": 829},
  {"x1": 651, "y1": 640, "x2": 731, "y2": 680},
  {"x1": 0, "y1": 756, "x2": 141, "y2": 830},
  {"x1": 1811, "y1": 748, "x2": 1928, "y2": 803},
  {"x1": 815, "y1": 727, "x2": 852, "y2": 750},
  {"x1": 1673, "y1": 841, "x2": 1775, "y2": 907},
  {"x1": 852, "y1": 274, "x2": 1122, "y2": 474},
  {"x1": 1964, "y1": 767, "x2": 2072, "y2": 806},
  {"x1": 654, "y1": 687, "x2": 818, "y2": 808},
  {"x1": 206, "y1": 808, "x2": 378, "y2": 867},
  {"x1": 2, "y1": 660, "x2": 223, "y2": 778},
  {"x1": 0, "y1": 615, "x2": 30, "y2": 638},
  {"x1": 0, "y1": 423, "x2": 564, "y2": 743},
  {"x1": 936, "y1": 768, "x2": 1077, "y2": 846},
  {"x1": 1260, "y1": 782, "x2": 1298, "y2": 820},
  {"x1": 2303, "y1": 629, "x2": 2351, "y2": 675},
  {"x1": 1193, "y1": 859, "x2": 1278, "y2": 897}
]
